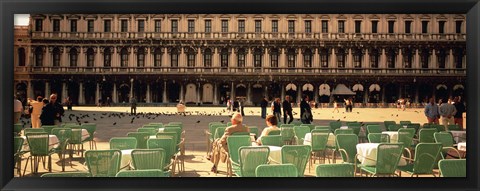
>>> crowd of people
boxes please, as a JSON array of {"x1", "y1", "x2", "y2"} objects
[
  {"x1": 259, "y1": 95, "x2": 314, "y2": 125},
  {"x1": 15, "y1": 93, "x2": 65, "y2": 128},
  {"x1": 424, "y1": 96, "x2": 466, "y2": 130}
]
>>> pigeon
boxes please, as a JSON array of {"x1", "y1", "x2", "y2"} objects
[
  {"x1": 113, "y1": 122, "x2": 116, "y2": 126},
  {"x1": 337, "y1": 119, "x2": 341, "y2": 121},
  {"x1": 220, "y1": 120, "x2": 225, "y2": 123},
  {"x1": 93, "y1": 118, "x2": 97, "y2": 121},
  {"x1": 357, "y1": 112, "x2": 359, "y2": 114},
  {"x1": 343, "y1": 116, "x2": 346, "y2": 119},
  {"x1": 196, "y1": 120, "x2": 201, "y2": 123},
  {"x1": 396, "y1": 114, "x2": 398, "y2": 117}
]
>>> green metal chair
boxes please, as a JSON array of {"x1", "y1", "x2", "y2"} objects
[
  {"x1": 433, "y1": 124, "x2": 446, "y2": 132},
  {"x1": 109, "y1": 137, "x2": 137, "y2": 150},
  {"x1": 127, "y1": 132, "x2": 150, "y2": 149},
  {"x1": 397, "y1": 131, "x2": 415, "y2": 159},
  {"x1": 248, "y1": 126, "x2": 259, "y2": 138},
  {"x1": 388, "y1": 124, "x2": 402, "y2": 131},
  {"x1": 167, "y1": 122, "x2": 183, "y2": 129},
  {"x1": 231, "y1": 146, "x2": 270, "y2": 177},
  {"x1": 85, "y1": 150, "x2": 122, "y2": 177},
  {"x1": 329, "y1": 121, "x2": 342, "y2": 133},
  {"x1": 438, "y1": 159, "x2": 466, "y2": 177},
  {"x1": 407, "y1": 123, "x2": 421, "y2": 137},
  {"x1": 336, "y1": 134, "x2": 359, "y2": 164},
  {"x1": 157, "y1": 131, "x2": 184, "y2": 173},
  {"x1": 137, "y1": 127, "x2": 157, "y2": 136},
  {"x1": 357, "y1": 143, "x2": 404, "y2": 177},
  {"x1": 214, "y1": 127, "x2": 227, "y2": 140},
  {"x1": 300, "y1": 124, "x2": 315, "y2": 132},
  {"x1": 61, "y1": 122, "x2": 78, "y2": 128},
  {"x1": 14, "y1": 123, "x2": 24, "y2": 136},
  {"x1": 280, "y1": 124, "x2": 294, "y2": 128},
  {"x1": 366, "y1": 124, "x2": 382, "y2": 134},
  {"x1": 149, "y1": 122, "x2": 165, "y2": 129},
  {"x1": 368, "y1": 133, "x2": 390, "y2": 143},
  {"x1": 268, "y1": 130, "x2": 281, "y2": 135},
  {"x1": 294, "y1": 126, "x2": 311, "y2": 145},
  {"x1": 131, "y1": 149, "x2": 168, "y2": 175},
  {"x1": 81, "y1": 123, "x2": 97, "y2": 150},
  {"x1": 314, "y1": 126, "x2": 331, "y2": 131},
  {"x1": 24, "y1": 128, "x2": 46, "y2": 135},
  {"x1": 309, "y1": 131, "x2": 330, "y2": 172},
  {"x1": 260, "y1": 135, "x2": 283, "y2": 147},
  {"x1": 280, "y1": 127, "x2": 295, "y2": 145},
  {"x1": 24, "y1": 133, "x2": 55, "y2": 175},
  {"x1": 147, "y1": 138, "x2": 177, "y2": 176},
  {"x1": 422, "y1": 123, "x2": 434, "y2": 129},
  {"x1": 69, "y1": 129, "x2": 85, "y2": 157},
  {"x1": 334, "y1": 129, "x2": 354, "y2": 135},
  {"x1": 347, "y1": 123, "x2": 362, "y2": 136},
  {"x1": 419, "y1": 128, "x2": 437, "y2": 143},
  {"x1": 446, "y1": 124, "x2": 461, "y2": 131},
  {"x1": 281, "y1": 145, "x2": 311, "y2": 177},
  {"x1": 255, "y1": 164, "x2": 298, "y2": 177},
  {"x1": 384, "y1": 121, "x2": 396, "y2": 131},
  {"x1": 51, "y1": 128, "x2": 73, "y2": 171},
  {"x1": 397, "y1": 143, "x2": 442, "y2": 177},
  {"x1": 316, "y1": 163, "x2": 355, "y2": 177},
  {"x1": 226, "y1": 136, "x2": 252, "y2": 177},
  {"x1": 14, "y1": 137, "x2": 25, "y2": 176},
  {"x1": 205, "y1": 124, "x2": 227, "y2": 155},
  {"x1": 41, "y1": 172, "x2": 91, "y2": 177},
  {"x1": 115, "y1": 169, "x2": 169, "y2": 177},
  {"x1": 399, "y1": 121, "x2": 412, "y2": 126},
  {"x1": 434, "y1": 132, "x2": 462, "y2": 159},
  {"x1": 142, "y1": 124, "x2": 160, "y2": 130},
  {"x1": 41, "y1": 125, "x2": 57, "y2": 135}
]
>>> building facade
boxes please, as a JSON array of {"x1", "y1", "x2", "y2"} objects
[{"x1": 14, "y1": 14, "x2": 466, "y2": 107}]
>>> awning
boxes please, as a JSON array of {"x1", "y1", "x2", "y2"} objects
[
  {"x1": 453, "y1": 84, "x2": 464, "y2": 90},
  {"x1": 252, "y1": 83, "x2": 263, "y2": 88},
  {"x1": 436, "y1": 84, "x2": 447, "y2": 90},
  {"x1": 352, "y1": 84, "x2": 364, "y2": 91},
  {"x1": 236, "y1": 84, "x2": 246, "y2": 88},
  {"x1": 369, "y1": 84, "x2": 381, "y2": 92},
  {"x1": 319, "y1": 83, "x2": 331, "y2": 96},
  {"x1": 286, "y1": 83, "x2": 297, "y2": 91},
  {"x1": 331, "y1": 84, "x2": 356, "y2": 95},
  {"x1": 302, "y1": 84, "x2": 314, "y2": 91}
]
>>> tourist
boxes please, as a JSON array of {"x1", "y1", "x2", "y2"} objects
[
  {"x1": 232, "y1": 98, "x2": 240, "y2": 112},
  {"x1": 40, "y1": 94, "x2": 65, "y2": 126},
  {"x1": 260, "y1": 96, "x2": 268, "y2": 119},
  {"x1": 300, "y1": 95, "x2": 313, "y2": 124},
  {"x1": 239, "y1": 98, "x2": 245, "y2": 116},
  {"x1": 65, "y1": 96, "x2": 73, "y2": 111},
  {"x1": 439, "y1": 98, "x2": 457, "y2": 129},
  {"x1": 14, "y1": 95, "x2": 23, "y2": 124},
  {"x1": 344, "y1": 97, "x2": 353, "y2": 112},
  {"x1": 453, "y1": 96, "x2": 466, "y2": 130},
  {"x1": 332, "y1": 100, "x2": 340, "y2": 113},
  {"x1": 28, "y1": 96, "x2": 44, "y2": 128},
  {"x1": 282, "y1": 95, "x2": 293, "y2": 124},
  {"x1": 256, "y1": 114, "x2": 280, "y2": 145},
  {"x1": 106, "y1": 97, "x2": 112, "y2": 107},
  {"x1": 177, "y1": 100, "x2": 186, "y2": 114},
  {"x1": 130, "y1": 96, "x2": 137, "y2": 115},
  {"x1": 424, "y1": 98, "x2": 440, "y2": 124},
  {"x1": 271, "y1": 98, "x2": 282, "y2": 124},
  {"x1": 209, "y1": 112, "x2": 249, "y2": 173}
]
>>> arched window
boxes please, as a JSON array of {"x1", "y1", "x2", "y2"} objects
[
  {"x1": 154, "y1": 48, "x2": 162, "y2": 67},
  {"x1": 387, "y1": 49, "x2": 396, "y2": 68},
  {"x1": 203, "y1": 48, "x2": 212, "y2": 68},
  {"x1": 287, "y1": 48, "x2": 296, "y2": 68},
  {"x1": 52, "y1": 47, "x2": 61, "y2": 67},
  {"x1": 370, "y1": 49, "x2": 379, "y2": 68},
  {"x1": 87, "y1": 48, "x2": 95, "y2": 67},
  {"x1": 254, "y1": 48, "x2": 262, "y2": 68},
  {"x1": 221, "y1": 48, "x2": 229, "y2": 68},
  {"x1": 18, "y1": 48, "x2": 26, "y2": 66},
  {"x1": 35, "y1": 47, "x2": 43, "y2": 67},
  {"x1": 70, "y1": 48, "x2": 78, "y2": 67},
  {"x1": 270, "y1": 48, "x2": 278, "y2": 68},
  {"x1": 421, "y1": 49, "x2": 429, "y2": 69},
  {"x1": 237, "y1": 48, "x2": 246, "y2": 68},
  {"x1": 137, "y1": 48, "x2": 145, "y2": 67},
  {"x1": 187, "y1": 48, "x2": 195, "y2": 68},
  {"x1": 171, "y1": 48, "x2": 179, "y2": 67},
  {"x1": 337, "y1": 48, "x2": 345, "y2": 68},
  {"x1": 320, "y1": 48, "x2": 329, "y2": 68},
  {"x1": 121, "y1": 48, "x2": 129, "y2": 67},
  {"x1": 353, "y1": 49, "x2": 362, "y2": 68},
  {"x1": 103, "y1": 47, "x2": 111, "y2": 67},
  {"x1": 303, "y1": 49, "x2": 312, "y2": 68},
  {"x1": 437, "y1": 49, "x2": 446, "y2": 69}
]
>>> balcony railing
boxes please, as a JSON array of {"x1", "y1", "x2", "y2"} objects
[
  {"x1": 31, "y1": 31, "x2": 467, "y2": 41},
  {"x1": 18, "y1": 66, "x2": 466, "y2": 76}
]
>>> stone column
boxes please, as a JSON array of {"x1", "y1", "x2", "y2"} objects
[
  {"x1": 297, "y1": 48, "x2": 302, "y2": 69},
  {"x1": 246, "y1": 83, "x2": 252, "y2": 105},
  {"x1": 196, "y1": 48, "x2": 202, "y2": 72},
  {"x1": 96, "y1": 46, "x2": 102, "y2": 67},
  {"x1": 448, "y1": 49, "x2": 454, "y2": 69},
  {"x1": 229, "y1": 47, "x2": 235, "y2": 69},
  {"x1": 129, "y1": 47, "x2": 134, "y2": 68},
  {"x1": 431, "y1": 49, "x2": 437, "y2": 69},
  {"x1": 27, "y1": 80, "x2": 33, "y2": 99},
  {"x1": 331, "y1": 48, "x2": 337, "y2": 68},
  {"x1": 364, "y1": 90, "x2": 368, "y2": 104},
  {"x1": 313, "y1": 84, "x2": 319, "y2": 104},
  {"x1": 398, "y1": 49, "x2": 403, "y2": 69},
  {"x1": 45, "y1": 82, "x2": 50, "y2": 98},
  {"x1": 162, "y1": 47, "x2": 169, "y2": 68},
  {"x1": 79, "y1": 82, "x2": 85, "y2": 105},
  {"x1": 415, "y1": 49, "x2": 420, "y2": 69},
  {"x1": 213, "y1": 47, "x2": 219, "y2": 68},
  {"x1": 197, "y1": 84, "x2": 201, "y2": 105},
  {"x1": 281, "y1": 83, "x2": 285, "y2": 101},
  {"x1": 414, "y1": 85, "x2": 419, "y2": 103},
  {"x1": 381, "y1": 85, "x2": 386, "y2": 103},
  {"x1": 381, "y1": 48, "x2": 387, "y2": 69},
  {"x1": 297, "y1": 83, "x2": 302, "y2": 105},
  {"x1": 96, "y1": 82, "x2": 100, "y2": 105},
  {"x1": 62, "y1": 48, "x2": 68, "y2": 68},
  {"x1": 61, "y1": 82, "x2": 67, "y2": 102},
  {"x1": 180, "y1": 84, "x2": 184, "y2": 102},
  {"x1": 146, "y1": 84, "x2": 151, "y2": 103},
  {"x1": 365, "y1": 49, "x2": 370, "y2": 69},
  {"x1": 230, "y1": 81, "x2": 236, "y2": 100},
  {"x1": 347, "y1": 48, "x2": 353, "y2": 68},
  {"x1": 313, "y1": 48, "x2": 320, "y2": 68},
  {"x1": 113, "y1": 83, "x2": 118, "y2": 104},
  {"x1": 130, "y1": 80, "x2": 134, "y2": 99},
  {"x1": 264, "y1": 85, "x2": 269, "y2": 98},
  {"x1": 247, "y1": 48, "x2": 253, "y2": 68},
  {"x1": 213, "y1": 82, "x2": 219, "y2": 105},
  {"x1": 280, "y1": 48, "x2": 286, "y2": 68},
  {"x1": 162, "y1": 80, "x2": 168, "y2": 103}
]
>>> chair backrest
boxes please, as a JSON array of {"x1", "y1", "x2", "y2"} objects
[
  {"x1": 397, "y1": 131, "x2": 414, "y2": 149},
  {"x1": 412, "y1": 143, "x2": 442, "y2": 174},
  {"x1": 81, "y1": 123, "x2": 96, "y2": 138},
  {"x1": 375, "y1": 143, "x2": 404, "y2": 174},
  {"x1": 294, "y1": 126, "x2": 311, "y2": 145},
  {"x1": 68, "y1": 125, "x2": 82, "y2": 130},
  {"x1": 209, "y1": 124, "x2": 227, "y2": 140},
  {"x1": 260, "y1": 135, "x2": 283, "y2": 147},
  {"x1": 438, "y1": 159, "x2": 466, "y2": 177},
  {"x1": 422, "y1": 123, "x2": 433, "y2": 129},
  {"x1": 291, "y1": 121, "x2": 303, "y2": 126},
  {"x1": 214, "y1": 127, "x2": 227, "y2": 140},
  {"x1": 24, "y1": 128, "x2": 46, "y2": 135},
  {"x1": 131, "y1": 149, "x2": 166, "y2": 170},
  {"x1": 26, "y1": 133, "x2": 49, "y2": 156},
  {"x1": 149, "y1": 123, "x2": 164, "y2": 129},
  {"x1": 314, "y1": 126, "x2": 331, "y2": 131},
  {"x1": 281, "y1": 145, "x2": 311, "y2": 177},
  {"x1": 336, "y1": 134, "x2": 358, "y2": 163},
  {"x1": 280, "y1": 127, "x2": 295, "y2": 142},
  {"x1": 398, "y1": 128, "x2": 416, "y2": 139},
  {"x1": 300, "y1": 124, "x2": 315, "y2": 132},
  {"x1": 432, "y1": 124, "x2": 446, "y2": 132},
  {"x1": 52, "y1": 128, "x2": 72, "y2": 151},
  {"x1": 419, "y1": 129, "x2": 437, "y2": 143},
  {"x1": 388, "y1": 124, "x2": 402, "y2": 131},
  {"x1": 315, "y1": 164, "x2": 355, "y2": 177},
  {"x1": 310, "y1": 131, "x2": 329, "y2": 152},
  {"x1": 167, "y1": 122, "x2": 183, "y2": 129},
  {"x1": 13, "y1": 137, "x2": 24, "y2": 155},
  {"x1": 147, "y1": 138, "x2": 175, "y2": 167},
  {"x1": 267, "y1": 130, "x2": 281, "y2": 135},
  {"x1": 109, "y1": 137, "x2": 137, "y2": 150},
  {"x1": 41, "y1": 125, "x2": 57, "y2": 134},
  {"x1": 138, "y1": 128, "x2": 157, "y2": 136},
  {"x1": 164, "y1": 127, "x2": 182, "y2": 144},
  {"x1": 347, "y1": 123, "x2": 361, "y2": 136},
  {"x1": 248, "y1": 126, "x2": 259, "y2": 137},
  {"x1": 280, "y1": 124, "x2": 294, "y2": 128},
  {"x1": 232, "y1": 132, "x2": 250, "y2": 136},
  {"x1": 227, "y1": 136, "x2": 252, "y2": 164},
  {"x1": 434, "y1": 132, "x2": 455, "y2": 147},
  {"x1": 13, "y1": 123, "x2": 23, "y2": 135},
  {"x1": 41, "y1": 172, "x2": 91, "y2": 177},
  {"x1": 329, "y1": 121, "x2": 342, "y2": 132},
  {"x1": 384, "y1": 121, "x2": 396, "y2": 130},
  {"x1": 334, "y1": 129, "x2": 354, "y2": 135},
  {"x1": 446, "y1": 124, "x2": 461, "y2": 131},
  {"x1": 156, "y1": 132, "x2": 179, "y2": 151},
  {"x1": 238, "y1": 146, "x2": 270, "y2": 177},
  {"x1": 368, "y1": 133, "x2": 390, "y2": 143},
  {"x1": 127, "y1": 132, "x2": 150, "y2": 149},
  {"x1": 255, "y1": 164, "x2": 298, "y2": 177},
  {"x1": 68, "y1": 129, "x2": 83, "y2": 144},
  {"x1": 407, "y1": 123, "x2": 421, "y2": 135},
  {"x1": 399, "y1": 121, "x2": 412, "y2": 126},
  {"x1": 62, "y1": 122, "x2": 78, "y2": 128},
  {"x1": 142, "y1": 125, "x2": 160, "y2": 130},
  {"x1": 115, "y1": 169, "x2": 168, "y2": 177},
  {"x1": 85, "y1": 149, "x2": 122, "y2": 177},
  {"x1": 366, "y1": 124, "x2": 382, "y2": 134}
]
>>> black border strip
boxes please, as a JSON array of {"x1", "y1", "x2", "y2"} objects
[{"x1": 1, "y1": 0, "x2": 479, "y2": 191}]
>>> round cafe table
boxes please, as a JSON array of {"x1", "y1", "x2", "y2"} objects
[{"x1": 356, "y1": 143, "x2": 407, "y2": 166}]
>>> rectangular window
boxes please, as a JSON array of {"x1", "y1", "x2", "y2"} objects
[
  {"x1": 188, "y1": 20, "x2": 195, "y2": 33},
  {"x1": 405, "y1": 21, "x2": 412, "y2": 34},
  {"x1": 121, "y1": 54, "x2": 128, "y2": 67},
  {"x1": 288, "y1": 20, "x2": 295, "y2": 33},
  {"x1": 104, "y1": 20, "x2": 111, "y2": 32},
  {"x1": 35, "y1": 19, "x2": 43, "y2": 31},
  {"x1": 221, "y1": 20, "x2": 228, "y2": 33},
  {"x1": 238, "y1": 20, "x2": 245, "y2": 33},
  {"x1": 205, "y1": 20, "x2": 212, "y2": 33},
  {"x1": 321, "y1": 20, "x2": 328, "y2": 33},
  {"x1": 188, "y1": 54, "x2": 195, "y2": 67},
  {"x1": 138, "y1": 54, "x2": 145, "y2": 67},
  {"x1": 271, "y1": 54, "x2": 278, "y2": 68},
  {"x1": 53, "y1": 19, "x2": 60, "y2": 32},
  {"x1": 171, "y1": 20, "x2": 178, "y2": 33},
  {"x1": 455, "y1": 21, "x2": 462, "y2": 34},
  {"x1": 70, "y1": 20, "x2": 77, "y2": 32},
  {"x1": 70, "y1": 54, "x2": 77, "y2": 67},
  {"x1": 371, "y1": 20, "x2": 378, "y2": 33},
  {"x1": 287, "y1": 54, "x2": 295, "y2": 68},
  {"x1": 204, "y1": 54, "x2": 212, "y2": 67},
  {"x1": 87, "y1": 53, "x2": 94, "y2": 67},
  {"x1": 138, "y1": 20, "x2": 145, "y2": 32},
  {"x1": 371, "y1": 54, "x2": 379, "y2": 68},
  {"x1": 388, "y1": 21, "x2": 395, "y2": 33},
  {"x1": 354, "y1": 54, "x2": 361, "y2": 68},
  {"x1": 354, "y1": 20, "x2": 361, "y2": 33},
  {"x1": 438, "y1": 54, "x2": 445, "y2": 69},
  {"x1": 154, "y1": 53, "x2": 161, "y2": 67},
  {"x1": 272, "y1": 20, "x2": 278, "y2": 33},
  {"x1": 304, "y1": 54, "x2": 311, "y2": 67},
  {"x1": 238, "y1": 54, "x2": 245, "y2": 67},
  {"x1": 438, "y1": 21, "x2": 445, "y2": 34},
  {"x1": 87, "y1": 20, "x2": 94, "y2": 33},
  {"x1": 321, "y1": 54, "x2": 328, "y2": 67},
  {"x1": 121, "y1": 20, "x2": 128, "y2": 32},
  {"x1": 171, "y1": 54, "x2": 178, "y2": 67},
  {"x1": 155, "y1": 20, "x2": 161, "y2": 32},
  {"x1": 305, "y1": 20, "x2": 311, "y2": 33},
  {"x1": 388, "y1": 54, "x2": 396, "y2": 68},
  {"x1": 337, "y1": 55, "x2": 345, "y2": 68},
  {"x1": 53, "y1": 53, "x2": 60, "y2": 67},
  {"x1": 255, "y1": 20, "x2": 262, "y2": 33},
  {"x1": 221, "y1": 53, "x2": 228, "y2": 68},
  {"x1": 338, "y1": 20, "x2": 345, "y2": 33},
  {"x1": 254, "y1": 54, "x2": 262, "y2": 68},
  {"x1": 422, "y1": 21, "x2": 428, "y2": 33}
]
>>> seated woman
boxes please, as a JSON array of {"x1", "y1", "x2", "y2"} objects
[
  {"x1": 256, "y1": 114, "x2": 280, "y2": 145},
  {"x1": 209, "y1": 112, "x2": 250, "y2": 173},
  {"x1": 176, "y1": 100, "x2": 186, "y2": 114}
]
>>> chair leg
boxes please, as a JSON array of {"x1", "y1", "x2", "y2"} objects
[
  {"x1": 23, "y1": 156, "x2": 30, "y2": 176},
  {"x1": 48, "y1": 155, "x2": 52, "y2": 172}
]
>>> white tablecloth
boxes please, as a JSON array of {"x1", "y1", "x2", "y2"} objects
[
  {"x1": 340, "y1": 126, "x2": 349, "y2": 129},
  {"x1": 21, "y1": 135, "x2": 59, "y2": 151},
  {"x1": 158, "y1": 128, "x2": 165, "y2": 133},
  {"x1": 381, "y1": 131, "x2": 398, "y2": 143},
  {"x1": 356, "y1": 143, "x2": 407, "y2": 166},
  {"x1": 304, "y1": 133, "x2": 336, "y2": 147},
  {"x1": 120, "y1": 149, "x2": 133, "y2": 169},
  {"x1": 450, "y1": 131, "x2": 466, "y2": 143},
  {"x1": 76, "y1": 129, "x2": 90, "y2": 141},
  {"x1": 250, "y1": 144, "x2": 282, "y2": 163},
  {"x1": 457, "y1": 142, "x2": 466, "y2": 152}
]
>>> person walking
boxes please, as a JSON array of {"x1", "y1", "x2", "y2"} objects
[
  {"x1": 29, "y1": 96, "x2": 44, "y2": 128},
  {"x1": 271, "y1": 98, "x2": 282, "y2": 124},
  {"x1": 260, "y1": 96, "x2": 268, "y2": 119},
  {"x1": 239, "y1": 98, "x2": 245, "y2": 116},
  {"x1": 424, "y1": 98, "x2": 440, "y2": 124},
  {"x1": 40, "y1": 94, "x2": 65, "y2": 126},
  {"x1": 300, "y1": 95, "x2": 313, "y2": 124},
  {"x1": 344, "y1": 97, "x2": 353, "y2": 112},
  {"x1": 282, "y1": 95, "x2": 293, "y2": 124},
  {"x1": 453, "y1": 96, "x2": 466, "y2": 130},
  {"x1": 14, "y1": 95, "x2": 23, "y2": 124},
  {"x1": 65, "y1": 96, "x2": 73, "y2": 111},
  {"x1": 130, "y1": 96, "x2": 137, "y2": 115},
  {"x1": 332, "y1": 100, "x2": 340, "y2": 113},
  {"x1": 439, "y1": 98, "x2": 457, "y2": 129}
]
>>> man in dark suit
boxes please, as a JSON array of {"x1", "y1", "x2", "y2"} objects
[
  {"x1": 40, "y1": 94, "x2": 65, "y2": 126},
  {"x1": 260, "y1": 96, "x2": 268, "y2": 119},
  {"x1": 130, "y1": 96, "x2": 137, "y2": 115},
  {"x1": 283, "y1": 95, "x2": 294, "y2": 124}
]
